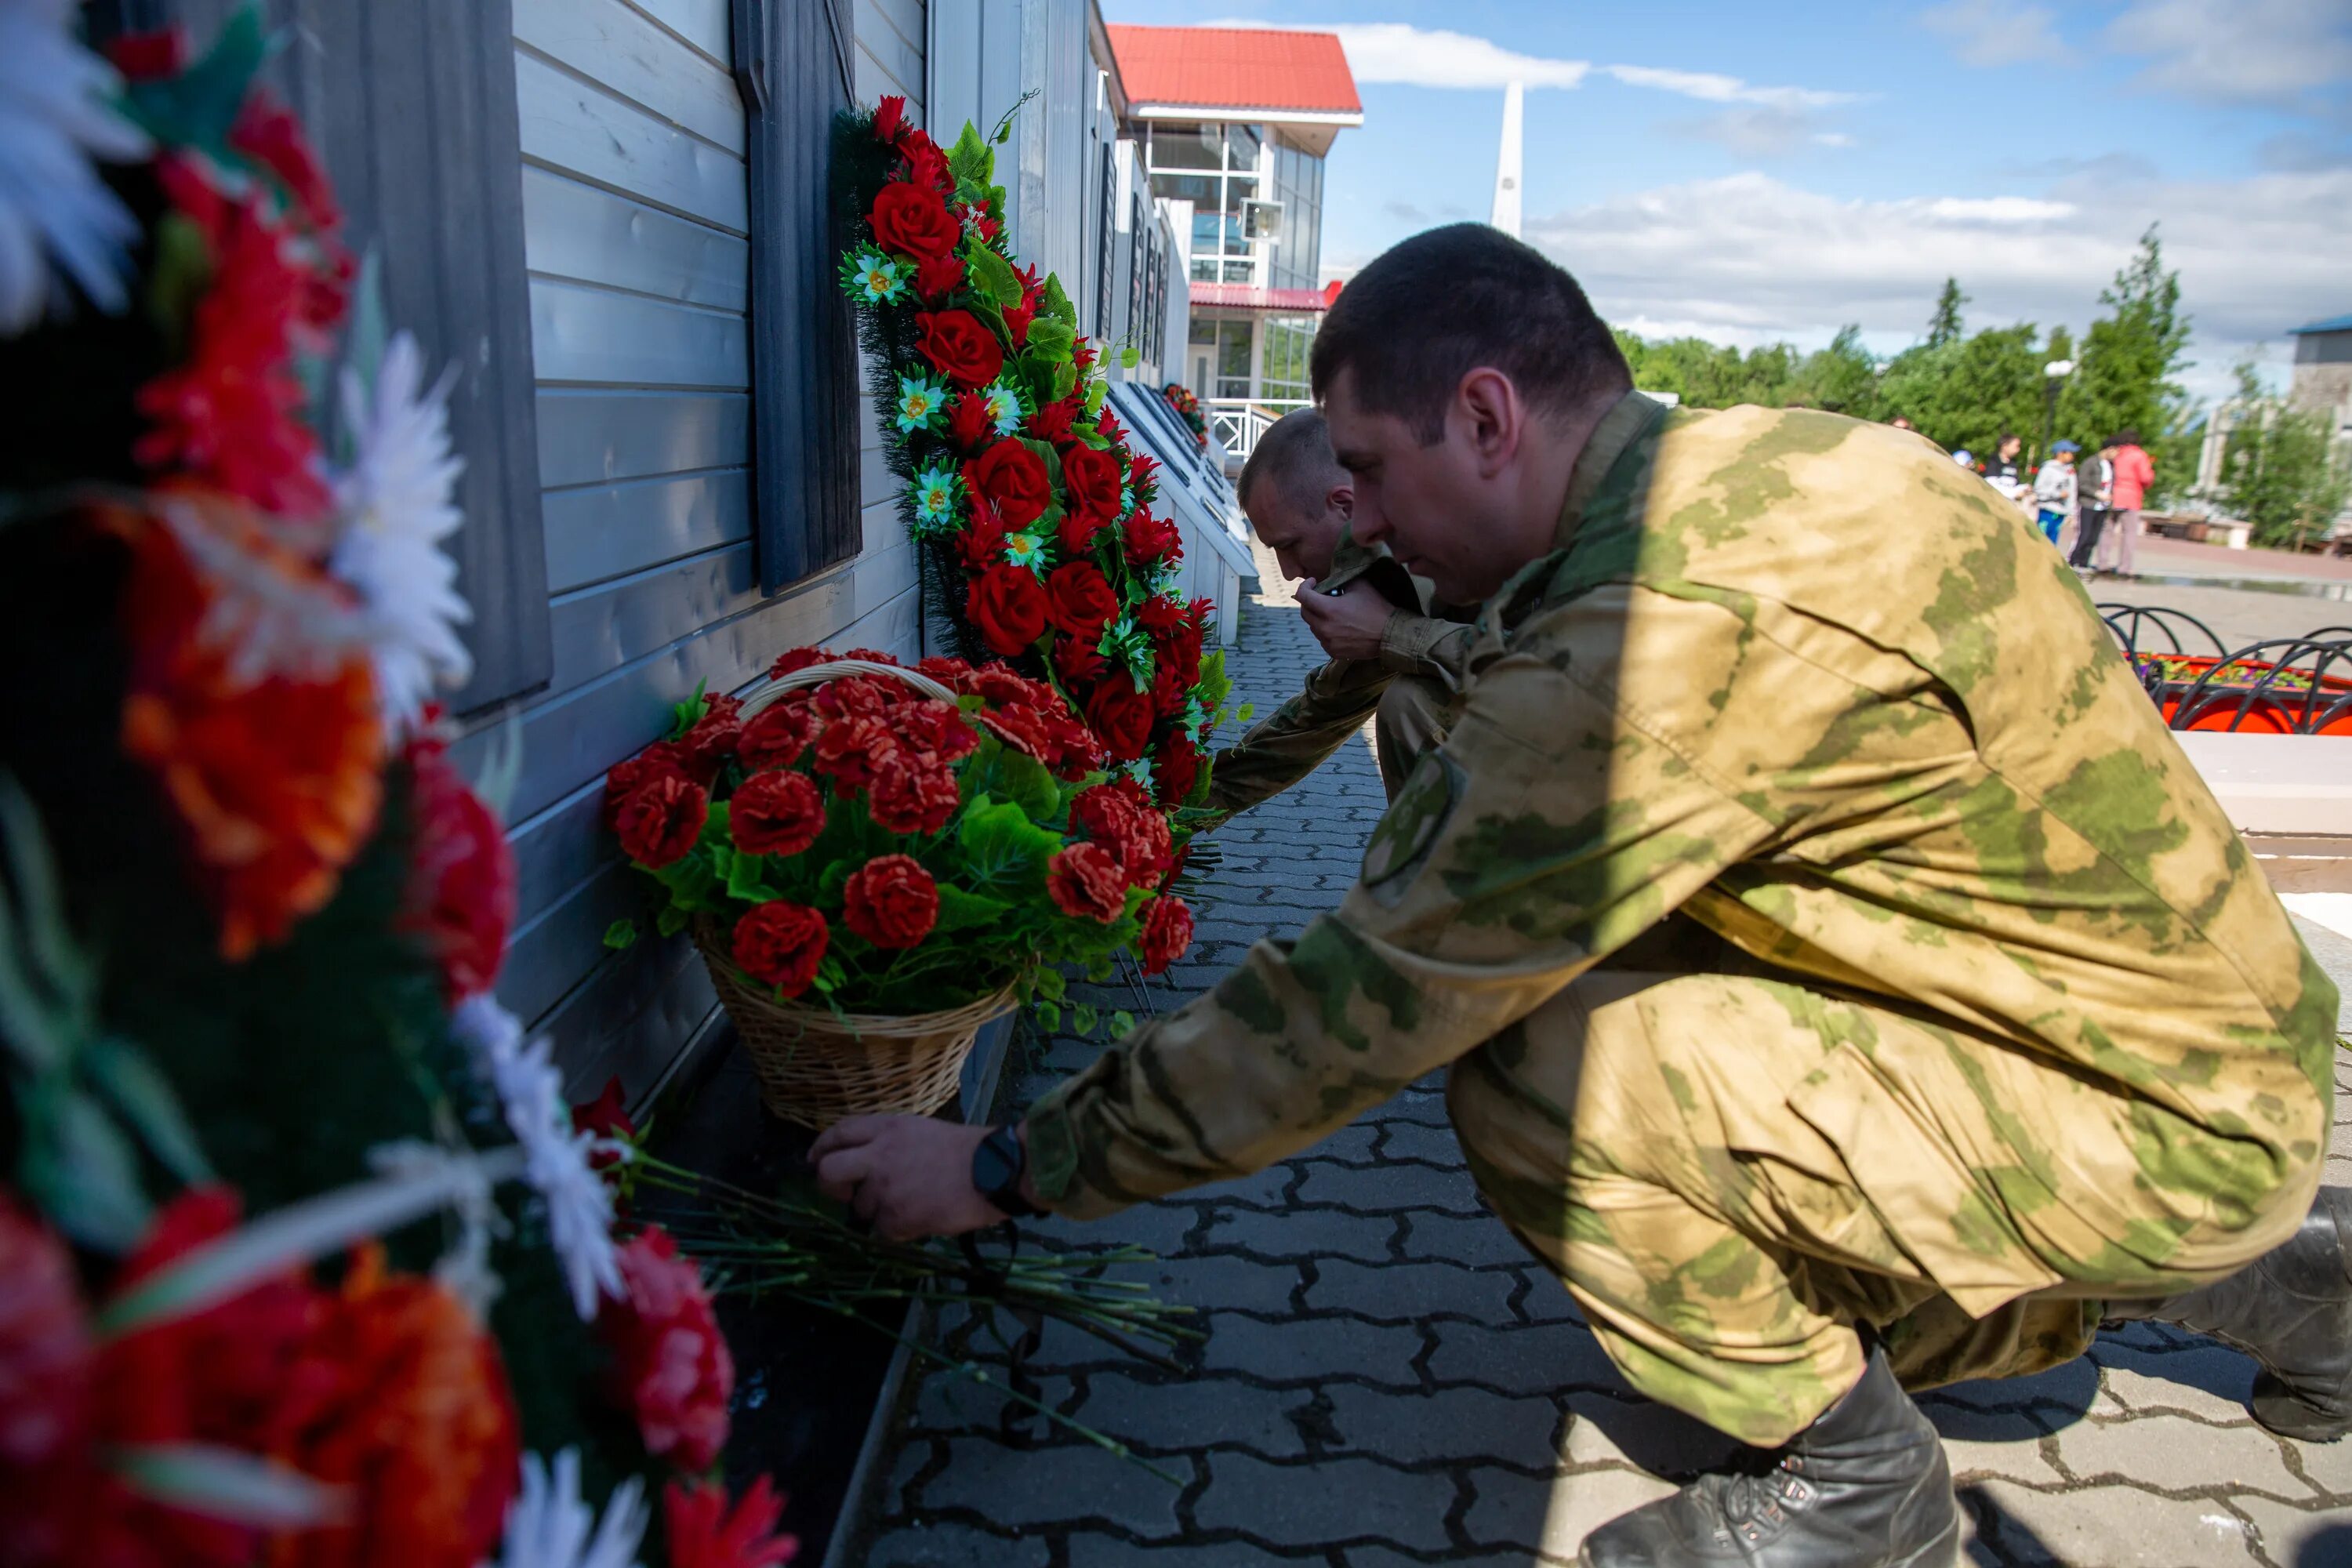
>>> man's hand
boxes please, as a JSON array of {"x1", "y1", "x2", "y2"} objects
[
  {"x1": 1297, "y1": 577, "x2": 1395, "y2": 662},
  {"x1": 809, "y1": 1115, "x2": 1009, "y2": 1240}
]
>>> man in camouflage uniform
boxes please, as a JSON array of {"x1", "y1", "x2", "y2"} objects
[
  {"x1": 1211, "y1": 407, "x2": 1475, "y2": 810},
  {"x1": 814, "y1": 226, "x2": 2348, "y2": 1568}
]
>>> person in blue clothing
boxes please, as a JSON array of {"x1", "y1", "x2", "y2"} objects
[{"x1": 2033, "y1": 439, "x2": 2079, "y2": 548}]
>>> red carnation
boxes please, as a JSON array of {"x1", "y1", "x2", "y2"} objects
[
  {"x1": 678, "y1": 693, "x2": 745, "y2": 782},
  {"x1": 1045, "y1": 561, "x2": 1120, "y2": 641},
  {"x1": 664, "y1": 1476, "x2": 799, "y2": 1568},
  {"x1": 1047, "y1": 842, "x2": 1129, "y2": 923},
  {"x1": 1156, "y1": 733, "x2": 1203, "y2": 806},
  {"x1": 844, "y1": 855, "x2": 941, "y2": 949},
  {"x1": 1054, "y1": 636, "x2": 1108, "y2": 688},
  {"x1": 732, "y1": 902, "x2": 828, "y2": 996},
  {"x1": 1151, "y1": 657, "x2": 1192, "y2": 719},
  {"x1": 617, "y1": 775, "x2": 709, "y2": 869},
  {"x1": 967, "y1": 666, "x2": 1056, "y2": 707},
  {"x1": 768, "y1": 647, "x2": 833, "y2": 680},
  {"x1": 914, "y1": 252, "x2": 966, "y2": 302},
  {"x1": 916, "y1": 655, "x2": 975, "y2": 685},
  {"x1": 873, "y1": 96, "x2": 909, "y2": 143},
  {"x1": 232, "y1": 90, "x2": 341, "y2": 237},
  {"x1": 1123, "y1": 509, "x2": 1182, "y2": 567},
  {"x1": 0, "y1": 1198, "x2": 89, "y2": 1477},
  {"x1": 947, "y1": 390, "x2": 995, "y2": 452},
  {"x1": 1062, "y1": 443, "x2": 1123, "y2": 521},
  {"x1": 1139, "y1": 895, "x2": 1195, "y2": 975},
  {"x1": 971, "y1": 437, "x2": 1052, "y2": 528},
  {"x1": 867, "y1": 753, "x2": 960, "y2": 836},
  {"x1": 897, "y1": 699, "x2": 982, "y2": 762},
  {"x1": 869, "y1": 180, "x2": 961, "y2": 260},
  {"x1": 1059, "y1": 507, "x2": 1109, "y2": 559},
  {"x1": 740, "y1": 702, "x2": 822, "y2": 772},
  {"x1": 400, "y1": 731, "x2": 517, "y2": 1002},
  {"x1": 731, "y1": 769, "x2": 827, "y2": 858},
  {"x1": 600, "y1": 1226, "x2": 734, "y2": 1472},
  {"x1": 604, "y1": 743, "x2": 691, "y2": 827},
  {"x1": 1086, "y1": 677, "x2": 1156, "y2": 763},
  {"x1": 967, "y1": 563, "x2": 1050, "y2": 656},
  {"x1": 812, "y1": 714, "x2": 903, "y2": 791},
  {"x1": 573, "y1": 1076, "x2": 637, "y2": 1171},
  {"x1": 842, "y1": 648, "x2": 901, "y2": 666},
  {"x1": 816, "y1": 674, "x2": 905, "y2": 720},
  {"x1": 1072, "y1": 782, "x2": 1172, "y2": 887},
  {"x1": 916, "y1": 309, "x2": 1004, "y2": 389}
]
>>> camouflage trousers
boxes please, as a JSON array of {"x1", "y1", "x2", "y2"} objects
[{"x1": 1443, "y1": 954, "x2": 2315, "y2": 1447}]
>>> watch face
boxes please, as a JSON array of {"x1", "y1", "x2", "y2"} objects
[{"x1": 973, "y1": 1133, "x2": 1018, "y2": 1192}]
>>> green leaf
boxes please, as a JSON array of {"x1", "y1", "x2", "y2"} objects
[
  {"x1": 958, "y1": 799, "x2": 1061, "y2": 891},
  {"x1": 1234, "y1": 702, "x2": 1255, "y2": 724},
  {"x1": 967, "y1": 241, "x2": 1024, "y2": 310},
  {"x1": 1051, "y1": 360, "x2": 1080, "y2": 403},
  {"x1": 604, "y1": 919, "x2": 639, "y2": 949},
  {"x1": 1085, "y1": 378, "x2": 1109, "y2": 418},
  {"x1": 935, "y1": 884, "x2": 1015, "y2": 934},
  {"x1": 1034, "y1": 998, "x2": 1062, "y2": 1033},
  {"x1": 667, "y1": 681, "x2": 711, "y2": 739},
  {"x1": 656, "y1": 906, "x2": 689, "y2": 938},
  {"x1": 652, "y1": 850, "x2": 724, "y2": 912},
  {"x1": 971, "y1": 744, "x2": 1058, "y2": 822},
  {"x1": 724, "y1": 848, "x2": 784, "y2": 904},
  {"x1": 1033, "y1": 966, "x2": 1068, "y2": 1002},
  {"x1": 82, "y1": 1037, "x2": 213, "y2": 1187},
  {"x1": 1043, "y1": 274, "x2": 1077, "y2": 327},
  {"x1": 949, "y1": 122, "x2": 995, "y2": 185},
  {"x1": 120, "y1": 6, "x2": 267, "y2": 157},
  {"x1": 1025, "y1": 317, "x2": 1075, "y2": 365},
  {"x1": 24, "y1": 1088, "x2": 151, "y2": 1252},
  {"x1": 1112, "y1": 1011, "x2": 1137, "y2": 1036},
  {"x1": 1120, "y1": 345, "x2": 1143, "y2": 369},
  {"x1": 1072, "y1": 1003, "x2": 1100, "y2": 1036},
  {"x1": 344, "y1": 251, "x2": 389, "y2": 416}
]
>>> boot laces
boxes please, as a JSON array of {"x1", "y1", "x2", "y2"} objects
[{"x1": 1700, "y1": 1449, "x2": 1816, "y2": 1546}]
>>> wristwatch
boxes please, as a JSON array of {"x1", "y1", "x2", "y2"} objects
[{"x1": 971, "y1": 1124, "x2": 1043, "y2": 1219}]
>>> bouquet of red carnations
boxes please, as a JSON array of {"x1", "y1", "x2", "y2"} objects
[
  {"x1": 1162, "y1": 382, "x2": 1208, "y2": 446},
  {"x1": 604, "y1": 645, "x2": 1196, "y2": 1124}
]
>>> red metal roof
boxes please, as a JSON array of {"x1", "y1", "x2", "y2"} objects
[
  {"x1": 1190, "y1": 282, "x2": 1340, "y2": 313},
  {"x1": 1106, "y1": 25, "x2": 1363, "y2": 118}
]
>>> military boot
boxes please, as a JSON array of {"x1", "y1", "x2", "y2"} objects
[
  {"x1": 1577, "y1": 1345, "x2": 1957, "y2": 1568},
  {"x1": 2104, "y1": 1185, "x2": 2352, "y2": 1442}
]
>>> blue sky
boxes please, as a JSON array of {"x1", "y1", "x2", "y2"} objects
[{"x1": 1102, "y1": 2, "x2": 2352, "y2": 401}]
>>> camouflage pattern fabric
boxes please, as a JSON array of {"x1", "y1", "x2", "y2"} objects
[
  {"x1": 1205, "y1": 535, "x2": 1475, "y2": 814},
  {"x1": 1026, "y1": 393, "x2": 2337, "y2": 1446}
]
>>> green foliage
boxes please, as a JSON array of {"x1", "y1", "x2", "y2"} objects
[
  {"x1": 2058, "y1": 225, "x2": 2193, "y2": 463},
  {"x1": 2218, "y1": 362, "x2": 2352, "y2": 550},
  {"x1": 1926, "y1": 278, "x2": 1968, "y2": 349},
  {"x1": 1879, "y1": 324, "x2": 2042, "y2": 459}
]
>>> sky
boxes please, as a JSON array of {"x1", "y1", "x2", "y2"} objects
[{"x1": 1101, "y1": 1, "x2": 2352, "y2": 403}]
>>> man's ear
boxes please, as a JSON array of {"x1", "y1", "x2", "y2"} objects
[
  {"x1": 1327, "y1": 483, "x2": 1353, "y2": 521},
  {"x1": 1456, "y1": 367, "x2": 1521, "y2": 477}
]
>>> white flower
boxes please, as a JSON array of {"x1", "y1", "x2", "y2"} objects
[
  {"x1": 482, "y1": 1450, "x2": 646, "y2": 1568},
  {"x1": 452, "y1": 996, "x2": 623, "y2": 1320},
  {"x1": 370, "y1": 1140, "x2": 510, "y2": 1316},
  {"x1": 160, "y1": 497, "x2": 379, "y2": 688},
  {"x1": 0, "y1": 0, "x2": 151, "y2": 336},
  {"x1": 332, "y1": 331, "x2": 473, "y2": 734}
]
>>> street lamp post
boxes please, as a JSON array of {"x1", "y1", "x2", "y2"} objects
[{"x1": 2042, "y1": 358, "x2": 2075, "y2": 460}]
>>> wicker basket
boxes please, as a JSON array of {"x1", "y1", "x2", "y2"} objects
[{"x1": 696, "y1": 659, "x2": 1019, "y2": 1128}]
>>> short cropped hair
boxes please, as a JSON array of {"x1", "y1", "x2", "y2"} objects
[
  {"x1": 1310, "y1": 223, "x2": 1631, "y2": 442},
  {"x1": 1238, "y1": 408, "x2": 1345, "y2": 519}
]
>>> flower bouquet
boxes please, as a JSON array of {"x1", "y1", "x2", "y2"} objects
[
  {"x1": 1162, "y1": 382, "x2": 1208, "y2": 447},
  {"x1": 604, "y1": 646, "x2": 1196, "y2": 1127},
  {"x1": 833, "y1": 96, "x2": 1238, "y2": 825}
]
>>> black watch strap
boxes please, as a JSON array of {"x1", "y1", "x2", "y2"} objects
[{"x1": 972, "y1": 1123, "x2": 1044, "y2": 1218}]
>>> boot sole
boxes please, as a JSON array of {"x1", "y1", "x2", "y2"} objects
[{"x1": 1571, "y1": 1520, "x2": 1961, "y2": 1568}]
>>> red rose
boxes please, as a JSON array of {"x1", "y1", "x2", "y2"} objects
[
  {"x1": 600, "y1": 1226, "x2": 733, "y2": 1472},
  {"x1": 947, "y1": 390, "x2": 994, "y2": 452},
  {"x1": 1062, "y1": 444, "x2": 1123, "y2": 521},
  {"x1": 915, "y1": 252, "x2": 966, "y2": 301},
  {"x1": 1058, "y1": 507, "x2": 1109, "y2": 559},
  {"x1": 843, "y1": 855, "x2": 940, "y2": 949},
  {"x1": 1054, "y1": 636, "x2": 1108, "y2": 688},
  {"x1": 1046, "y1": 561, "x2": 1120, "y2": 641},
  {"x1": 867, "y1": 753, "x2": 960, "y2": 835},
  {"x1": 967, "y1": 563, "x2": 1049, "y2": 656},
  {"x1": 916, "y1": 309, "x2": 1004, "y2": 389},
  {"x1": 1156, "y1": 734, "x2": 1203, "y2": 806},
  {"x1": 739, "y1": 703, "x2": 821, "y2": 772},
  {"x1": 664, "y1": 1477, "x2": 798, "y2": 1568},
  {"x1": 1047, "y1": 843, "x2": 1129, "y2": 923},
  {"x1": 731, "y1": 769, "x2": 827, "y2": 858},
  {"x1": 869, "y1": 180, "x2": 960, "y2": 260},
  {"x1": 1086, "y1": 678, "x2": 1156, "y2": 763},
  {"x1": 616, "y1": 775, "x2": 709, "y2": 869},
  {"x1": 401, "y1": 732, "x2": 516, "y2": 1002},
  {"x1": 1123, "y1": 509, "x2": 1182, "y2": 566},
  {"x1": 731, "y1": 902, "x2": 828, "y2": 996},
  {"x1": 812, "y1": 714, "x2": 903, "y2": 790},
  {"x1": 1139, "y1": 896, "x2": 1194, "y2": 975},
  {"x1": 873, "y1": 96, "x2": 909, "y2": 143},
  {"x1": 903, "y1": 134, "x2": 953, "y2": 196},
  {"x1": 971, "y1": 437, "x2": 1052, "y2": 528}
]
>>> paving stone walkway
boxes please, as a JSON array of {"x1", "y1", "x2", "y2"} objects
[{"x1": 862, "y1": 563, "x2": 2352, "y2": 1568}]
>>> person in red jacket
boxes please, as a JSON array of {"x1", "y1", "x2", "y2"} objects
[{"x1": 2098, "y1": 429, "x2": 2155, "y2": 578}]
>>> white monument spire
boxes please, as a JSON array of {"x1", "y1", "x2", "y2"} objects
[{"x1": 1490, "y1": 80, "x2": 1524, "y2": 239}]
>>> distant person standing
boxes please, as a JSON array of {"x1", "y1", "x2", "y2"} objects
[
  {"x1": 1889, "y1": 415, "x2": 1915, "y2": 432},
  {"x1": 2099, "y1": 430, "x2": 2154, "y2": 579},
  {"x1": 2033, "y1": 440, "x2": 2078, "y2": 547},
  {"x1": 2070, "y1": 441, "x2": 2116, "y2": 571},
  {"x1": 1985, "y1": 434, "x2": 2033, "y2": 514}
]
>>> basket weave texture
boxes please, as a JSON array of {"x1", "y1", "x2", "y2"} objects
[{"x1": 695, "y1": 659, "x2": 1018, "y2": 1128}]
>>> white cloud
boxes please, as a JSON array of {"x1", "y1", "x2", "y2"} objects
[
  {"x1": 1488, "y1": 166, "x2": 2352, "y2": 404},
  {"x1": 2106, "y1": 0, "x2": 2352, "y2": 109},
  {"x1": 1602, "y1": 64, "x2": 1856, "y2": 110},
  {"x1": 1670, "y1": 105, "x2": 1856, "y2": 158},
  {"x1": 1921, "y1": 0, "x2": 2063, "y2": 67}
]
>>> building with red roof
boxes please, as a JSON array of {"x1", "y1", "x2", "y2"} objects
[{"x1": 1105, "y1": 25, "x2": 1363, "y2": 435}]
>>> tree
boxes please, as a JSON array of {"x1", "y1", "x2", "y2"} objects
[
  {"x1": 1878, "y1": 324, "x2": 2042, "y2": 458},
  {"x1": 2219, "y1": 361, "x2": 2352, "y2": 550},
  {"x1": 1926, "y1": 278, "x2": 1967, "y2": 349},
  {"x1": 2060, "y1": 225, "x2": 2192, "y2": 482},
  {"x1": 1793, "y1": 325, "x2": 1880, "y2": 416}
]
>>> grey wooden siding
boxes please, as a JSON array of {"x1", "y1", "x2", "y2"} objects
[{"x1": 484, "y1": 0, "x2": 927, "y2": 1100}]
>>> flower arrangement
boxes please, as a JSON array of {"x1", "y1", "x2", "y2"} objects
[
  {"x1": 1162, "y1": 382, "x2": 1208, "y2": 446},
  {"x1": 604, "y1": 647, "x2": 1196, "y2": 1033},
  {"x1": 833, "y1": 97, "x2": 1234, "y2": 818},
  {"x1": 0, "y1": 12, "x2": 797, "y2": 1565}
]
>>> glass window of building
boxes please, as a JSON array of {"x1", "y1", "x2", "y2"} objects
[
  {"x1": 1214, "y1": 319, "x2": 1253, "y2": 400},
  {"x1": 1145, "y1": 118, "x2": 1269, "y2": 287},
  {"x1": 1260, "y1": 317, "x2": 1314, "y2": 404}
]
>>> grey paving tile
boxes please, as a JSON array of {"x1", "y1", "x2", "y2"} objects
[{"x1": 1192, "y1": 1450, "x2": 1458, "y2": 1553}]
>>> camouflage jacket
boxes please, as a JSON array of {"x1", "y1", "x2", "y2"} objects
[
  {"x1": 1029, "y1": 393, "x2": 2336, "y2": 1267},
  {"x1": 1205, "y1": 535, "x2": 1477, "y2": 815}
]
